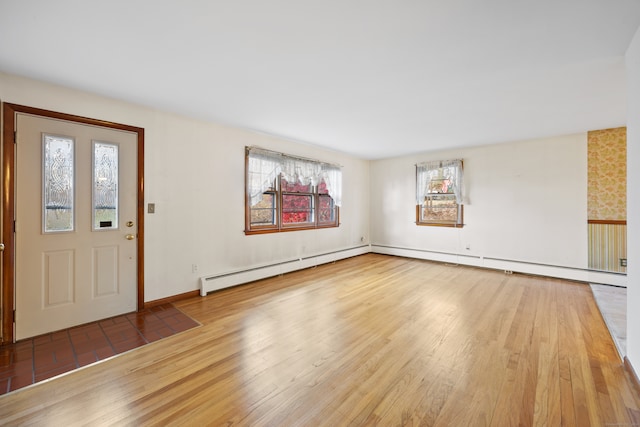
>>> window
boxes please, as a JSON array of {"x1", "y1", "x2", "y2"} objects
[
  {"x1": 416, "y1": 159, "x2": 464, "y2": 227},
  {"x1": 245, "y1": 147, "x2": 341, "y2": 234}
]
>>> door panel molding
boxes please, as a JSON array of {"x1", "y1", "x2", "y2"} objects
[{"x1": 2, "y1": 103, "x2": 145, "y2": 344}]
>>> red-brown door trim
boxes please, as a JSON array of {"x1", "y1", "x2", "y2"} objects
[{"x1": 1, "y1": 103, "x2": 145, "y2": 344}]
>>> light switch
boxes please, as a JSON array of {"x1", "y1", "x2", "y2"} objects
[{"x1": 148, "y1": 203, "x2": 155, "y2": 214}]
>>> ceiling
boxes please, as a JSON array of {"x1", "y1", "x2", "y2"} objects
[{"x1": 1, "y1": 1, "x2": 640, "y2": 159}]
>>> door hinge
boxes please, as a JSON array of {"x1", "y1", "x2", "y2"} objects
[
  {"x1": 13, "y1": 310, "x2": 16, "y2": 322},
  {"x1": 14, "y1": 130, "x2": 17, "y2": 143}
]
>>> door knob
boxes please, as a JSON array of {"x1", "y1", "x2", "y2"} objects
[
  {"x1": 0, "y1": 243, "x2": 4, "y2": 251},
  {"x1": 125, "y1": 234, "x2": 135, "y2": 240}
]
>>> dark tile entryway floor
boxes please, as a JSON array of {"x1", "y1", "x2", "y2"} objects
[{"x1": 0, "y1": 304, "x2": 200, "y2": 395}]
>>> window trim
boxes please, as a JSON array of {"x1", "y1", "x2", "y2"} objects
[
  {"x1": 245, "y1": 148, "x2": 340, "y2": 235},
  {"x1": 416, "y1": 159, "x2": 464, "y2": 228}
]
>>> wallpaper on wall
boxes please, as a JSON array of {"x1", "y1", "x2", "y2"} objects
[
  {"x1": 587, "y1": 127, "x2": 627, "y2": 272},
  {"x1": 588, "y1": 223, "x2": 627, "y2": 273},
  {"x1": 587, "y1": 127, "x2": 627, "y2": 221}
]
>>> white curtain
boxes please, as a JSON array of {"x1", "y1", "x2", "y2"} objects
[
  {"x1": 416, "y1": 159, "x2": 463, "y2": 205},
  {"x1": 247, "y1": 147, "x2": 342, "y2": 207},
  {"x1": 321, "y1": 163, "x2": 342, "y2": 207},
  {"x1": 247, "y1": 148, "x2": 282, "y2": 206},
  {"x1": 280, "y1": 155, "x2": 322, "y2": 186}
]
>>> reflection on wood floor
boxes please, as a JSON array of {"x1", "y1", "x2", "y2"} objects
[
  {"x1": 0, "y1": 304, "x2": 199, "y2": 395},
  {"x1": 0, "y1": 254, "x2": 639, "y2": 426}
]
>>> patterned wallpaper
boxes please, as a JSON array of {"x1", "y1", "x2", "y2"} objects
[{"x1": 587, "y1": 127, "x2": 626, "y2": 221}]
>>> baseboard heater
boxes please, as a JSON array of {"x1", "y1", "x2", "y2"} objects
[
  {"x1": 371, "y1": 244, "x2": 627, "y2": 287},
  {"x1": 199, "y1": 245, "x2": 371, "y2": 296}
]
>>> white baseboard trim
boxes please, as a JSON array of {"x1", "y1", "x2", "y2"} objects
[
  {"x1": 200, "y1": 244, "x2": 626, "y2": 297},
  {"x1": 200, "y1": 244, "x2": 371, "y2": 296},
  {"x1": 370, "y1": 244, "x2": 627, "y2": 287}
]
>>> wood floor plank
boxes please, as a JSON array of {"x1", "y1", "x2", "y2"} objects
[{"x1": 0, "y1": 253, "x2": 638, "y2": 426}]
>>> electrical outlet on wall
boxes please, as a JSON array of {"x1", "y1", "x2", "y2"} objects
[{"x1": 621, "y1": 258, "x2": 627, "y2": 267}]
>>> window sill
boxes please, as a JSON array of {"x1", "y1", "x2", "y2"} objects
[
  {"x1": 416, "y1": 222, "x2": 464, "y2": 228},
  {"x1": 245, "y1": 224, "x2": 340, "y2": 235}
]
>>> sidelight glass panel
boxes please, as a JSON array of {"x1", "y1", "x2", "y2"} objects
[
  {"x1": 93, "y1": 141, "x2": 119, "y2": 230},
  {"x1": 43, "y1": 134, "x2": 75, "y2": 233}
]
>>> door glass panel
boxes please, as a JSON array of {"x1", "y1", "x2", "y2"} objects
[
  {"x1": 93, "y1": 141, "x2": 119, "y2": 230},
  {"x1": 43, "y1": 134, "x2": 74, "y2": 233}
]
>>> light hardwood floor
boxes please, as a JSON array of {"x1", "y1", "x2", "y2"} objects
[{"x1": 1, "y1": 254, "x2": 639, "y2": 426}]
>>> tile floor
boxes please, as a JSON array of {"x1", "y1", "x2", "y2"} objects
[
  {"x1": 591, "y1": 283, "x2": 627, "y2": 359},
  {"x1": 0, "y1": 304, "x2": 199, "y2": 395}
]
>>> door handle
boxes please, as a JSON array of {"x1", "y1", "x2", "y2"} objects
[
  {"x1": 125, "y1": 234, "x2": 135, "y2": 240},
  {"x1": 0, "y1": 243, "x2": 4, "y2": 251}
]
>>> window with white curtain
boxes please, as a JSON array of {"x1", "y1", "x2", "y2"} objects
[
  {"x1": 416, "y1": 159, "x2": 464, "y2": 227},
  {"x1": 245, "y1": 147, "x2": 341, "y2": 234}
]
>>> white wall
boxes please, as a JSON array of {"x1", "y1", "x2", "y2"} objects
[
  {"x1": 0, "y1": 72, "x2": 370, "y2": 302},
  {"x1": 0, "y1": 65, "x2": 632, "y2": 339},
  {"x1": 370, "y1": 134, "x2": 594, "y2": 280},
  {"x1": 625, "y1": 26, "x2": 640, "y2": 374}
]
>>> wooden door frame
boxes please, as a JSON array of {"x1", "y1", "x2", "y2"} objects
[{"x1": 1, "y1": 103, "x2": 145, "y2": 344}]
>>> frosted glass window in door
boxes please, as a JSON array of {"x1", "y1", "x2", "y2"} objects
[
  {"x1": 43, "y1": 134, "x2": 75, "y2": 233},
  {"x1": 93, "y1": 141, "x2": 119, "y2": 230}
]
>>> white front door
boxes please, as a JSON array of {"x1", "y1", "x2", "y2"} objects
[{"x1": 15, "y1": 113, "x2": 138, "y2": 339}]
